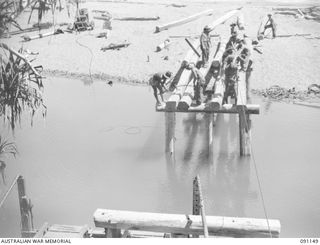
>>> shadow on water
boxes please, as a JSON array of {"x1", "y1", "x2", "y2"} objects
[{"x1": 164, "y1": 111, "x2": 257, "y2": 217}]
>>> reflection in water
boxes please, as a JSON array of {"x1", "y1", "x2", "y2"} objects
[
  {"x1": 183, "y1": 113, "x2": 201, "y2": 162},
  {"x1": 2, "y1": 78, "x2": 320, "y2": 237},
  {"x1": 263, "y1": 99, "x2": 272, "y2": 113},
  {"x1": 165, "y1": 111, "x2": 255, "y2": 217}
]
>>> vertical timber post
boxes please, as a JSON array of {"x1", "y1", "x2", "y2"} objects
[
  {"x1": 192, "y1": 177, "x2": 200, "y2": 237},
  {"x1": 105, "y1": 228, "x2": 122, "y2": 238},
  {"x1": 206, "y1": 113, "x2": 214, "y2": 157},
  {"x1": 193, "y1": 176, "x2": 209, "y2": 238},
  {"x1": 17, "y1": 176, "x2": 32, "y2": 237},
  {"x1": 165, "y1": 112, "x2": 176, "y2": 156},
  {"x1": 238, "y1": 106, "x2": 251, "y2": 156}
]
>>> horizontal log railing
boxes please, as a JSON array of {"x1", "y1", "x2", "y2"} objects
[
  {"x1": 94, "y1": 209, "x2": 280, "y2": 238},
  {"x1": 157, "y1": 103, "x2": 260, "y2": 114}
]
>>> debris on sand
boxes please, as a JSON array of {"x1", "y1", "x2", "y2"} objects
[
  {"x1": 308, "y1": 84, "x2": 320, "y2": 94},
  {"x1": 156, "y1": 39, "x2": 171, "y2": 52},
  {"x1": 101, "y1": 42, "x2": 130, "y2": 51},
  {"x1": 22, "y1": 29, "x2": 64, "y2": 42},
  {"x1": 252, "y1": 85, "x2": 320, "y2": 102},
  {"x1": 97, "y1": 32, "x2": 108, "y2": 38},
  {"x1": 114, "y1": 16, "x2": 160, "y2": 21},
  {"x1": 273, "y1": 6, "x2": 320, "y2": 22},
  {"x1": 168, "y1": 4, "x2": 187, "y2": 8}
]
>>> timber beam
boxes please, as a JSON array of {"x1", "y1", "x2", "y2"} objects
[
  {"x1": 94, "y1": 209, "x2": 280, "y2": 238},
  {"x1": 157, "y1": 103, "x2": 260, "y2": 114}
]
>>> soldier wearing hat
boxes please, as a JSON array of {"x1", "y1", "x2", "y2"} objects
[
  {"x1": 263, "y1": 13, "x2": 277, "y2": 38},
  {"x1": 186, "y1": 63, "x2": 205, "y2": 105},
  {"x1": 149, "y1": 71, "x2": 172, "y2": 105},
  {"x1": 200, "y1": 25, "x2": 212, "y2": 67}
]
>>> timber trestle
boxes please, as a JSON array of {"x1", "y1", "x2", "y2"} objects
[{"x1": 156, "y1": 9, "x2": 259, "y2": 156}]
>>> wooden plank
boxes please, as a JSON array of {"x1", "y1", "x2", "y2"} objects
[
  {"x1": 158, "y1": 103, "x2": 260, "y2": 114},
  {"x1": 155, "y1": 9, "x2": 214, "y2": 33},
  {"x1": 94, "y1": 209, "x2": 281, "y2": 238}
]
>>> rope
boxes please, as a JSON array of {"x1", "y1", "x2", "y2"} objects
[
  {"x1": 0, "y1": 175, "x2": 19, "y2": 209},
  {"x1": 237, "y1": 72, "x2": 273, "y2": 238},
  {"x1": 75, "y1": 35, "x2": 94, "y2": 84}
]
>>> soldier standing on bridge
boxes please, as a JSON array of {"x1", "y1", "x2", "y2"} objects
[
  {"x1": 200, "y1": 25, "x2": 212, "y2": 67},
  {"x1": 186, "y1": 63, "x2": 205, "y2": 105},
  {"x1": 263, "y1": 13, "x2": 277, "y2": 38}
]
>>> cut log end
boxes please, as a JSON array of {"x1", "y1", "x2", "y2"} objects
[
  {"x1": 177, "y1": 101, "x2": 190, "y2": 111},
  {"x1": 165, "y1": 101, "x2": 178, "y2": 112}
]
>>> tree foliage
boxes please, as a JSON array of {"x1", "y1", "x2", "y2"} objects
[
  {"x1": 0, "y1": 0, "x2": 22, "y2": 35},
  {"x1": 0, "y1": 45, "x2": 46, "y2": 131}
]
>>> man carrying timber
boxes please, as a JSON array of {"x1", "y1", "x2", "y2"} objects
[
  {"x1": 263, "y1": 13, "x2": 277, "y2": 38},
  {"x1": 149, "y1": 71, "x2": 172, "y2": 106},
  {"x1": 200, "y1": 25, "x2": 212, "y2": 67},
  {"x1": 222, "y1": 55, "x2": 239, "y2": 104},
  {"x1": 186, "y1": 63, "x2": 206, "y2": 105}
]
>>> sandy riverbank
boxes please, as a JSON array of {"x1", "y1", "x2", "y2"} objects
[{"x1": 1, "y1": 0, "x2": 320, "y2": 96}]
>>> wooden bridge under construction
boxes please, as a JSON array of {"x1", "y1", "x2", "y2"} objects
[
  {"x1": 157, "y1": 8, "x2": 258, "y2": 157},
  {"x1": 0, "y1": 8, "x2": 280, "y2": 239}
]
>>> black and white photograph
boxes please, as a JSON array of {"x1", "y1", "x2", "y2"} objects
[{"x1": 0, "y1": 0, "x2": 319, "y2": 242}]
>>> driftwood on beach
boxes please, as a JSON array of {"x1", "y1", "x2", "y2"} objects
[
  {"x1": 22, "y1": 29, "x2": 64, "y2": 42},
  {"x1": 101, "y1": 42, "x2": 130, "y2": 51},
  {"x1": 155, "y1": 9, "x2": 214, "y2": 33},
  {"x1": 114, "y1": 16, "x2": 160, "y2": 21}
]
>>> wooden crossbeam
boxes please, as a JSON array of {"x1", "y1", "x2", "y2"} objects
[
  {"x1": 94, "y1": 209, "x2": 281, "y2": 238},
  {"x1": 158, "y1": 103, "x2": 259, "y2": 114}
]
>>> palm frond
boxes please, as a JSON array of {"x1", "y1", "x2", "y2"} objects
[{"x1": 0, "y1": 44, "x2": 46, "y2": 131}]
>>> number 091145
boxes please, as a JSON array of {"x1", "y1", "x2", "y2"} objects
[{"x1": 300, "y1": 239, "x2": 319, "y2": 244}]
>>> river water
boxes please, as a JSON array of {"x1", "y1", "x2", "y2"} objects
[{"x1": 0, "y1": 77, "x2": 319, "y2": 237}]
